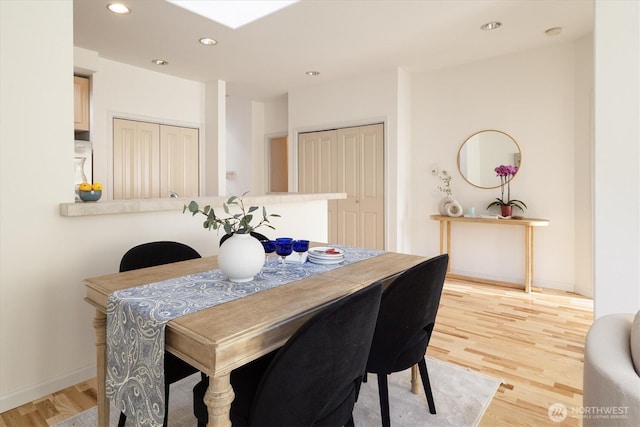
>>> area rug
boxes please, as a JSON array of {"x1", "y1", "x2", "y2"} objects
[{"x1": 53, "y1": 356, "x2": 501, "y2": 427}]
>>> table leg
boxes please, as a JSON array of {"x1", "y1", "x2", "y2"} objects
[
  {"x1": 410, "y1": 365, "x2": 419, "y2": 394},
  {"x1": 524, "y1": 226, "x2": 533, "y2": 293},
  {"x1": 204, "y1": 374, "x2": 235, "y2": 427},
  {"x1": 446, "y1": 221, "x2": 452, "y2": 273},
  {"x1": 439, "y1": 220, "x2": 452, "y2": 274},
  {"x1": 93, "y1": 311, "x2": 109, "y2": 427}
]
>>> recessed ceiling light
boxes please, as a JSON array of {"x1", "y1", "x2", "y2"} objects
[
  {"x1": 545, "y1": 27, "x2": 562, "y2": 37},
  {"x1": 107, "y1": 3, "x2": 130, "y2": 14},
  {"x1": 199, "y1": 37, "x2": 218, "y2": 46},
  {"x1": 151, "y1": 59, "x2": 168, "y2": 66},
  {"x1": 306, "y1": 71, "x2": 320, "y2": 76},
  {"x1": 480, "y1": 21, "x2": 502, "y2": 31}
]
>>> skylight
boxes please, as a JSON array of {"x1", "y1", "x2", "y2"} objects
[{"x1": 165, "y1": 0, "x2": 299, "y2": 29}]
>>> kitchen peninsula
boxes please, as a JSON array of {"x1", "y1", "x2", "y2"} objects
[
  {"x1": 60, "y1": 193, "x2": 345, "y2": 217},
  {"x1": 58, "y1": 193, "x2": 346, "y2": 265}
]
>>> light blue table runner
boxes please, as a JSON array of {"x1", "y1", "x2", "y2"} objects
[{"x1": 106, "y1": 245, "x2": 384, "y2": 427}]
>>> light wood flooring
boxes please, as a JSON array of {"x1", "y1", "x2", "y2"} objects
[{"x1": 0, "y1": 280, "x2": 593, "y2": 426}]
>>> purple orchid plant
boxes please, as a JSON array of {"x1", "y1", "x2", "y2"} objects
[{"x1": 486, "y1": 164, "x2": 527, "y2": 212}]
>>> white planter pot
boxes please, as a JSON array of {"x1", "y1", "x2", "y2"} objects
[{"x1": 218, "y1": 233, "x2": 264, "y2": 282}]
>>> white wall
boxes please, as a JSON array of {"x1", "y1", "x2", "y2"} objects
[
  {"x1": 410, "y1": 40, "x2": 591, "y2": 292},
  {"x1": 1, "y1": 0, "x2": 79, "y2": 410},
  {"x1": 395, "y1": 68, "x2": 414, "y2": 254},
  {"x1": 205, "y1": 80, "x2": 226, "y2": 196},
  {"x1": 593, "y1": 0, "x2": 640, "y2": 317},
  {"x1": 264, "y1": 96, "x2": 289, "y2": 136},
  {"x1": 574, "y1": 36, "x2": 595, "y2": 298},
  {"x1": 226, "y1": 97, "x2": 253, "y2": 195}
]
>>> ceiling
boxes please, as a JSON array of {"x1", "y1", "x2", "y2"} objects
[{"x1": 73, "y1": 0, "x2": 593, "y2": 102}]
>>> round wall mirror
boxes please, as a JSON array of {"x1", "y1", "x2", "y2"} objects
[{"x1": 457, "y1": 130, "x2": 521, "y2": 189}]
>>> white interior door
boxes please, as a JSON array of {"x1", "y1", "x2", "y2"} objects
[
  {"x1": 114, "y1": 118, "x2": 200, "y2": 200},
  {"x1": 113, "y1": 118, "x2": 160, "y2": 199},
  {"x1": 269, "y1": 136, "x2": 288, "y2": 192},
  {"x1": 336, "y1": 124, "x2": 384, "y2": 249},
  {"x1": 298, "y1": 123, "x2": 384, "y2": 249},
  {"x1": 298, "y1": 129, "x2": 338, "y2": 243},
  {"x1": 160, "y1": 124, "x2": 199, "y2": 198}
]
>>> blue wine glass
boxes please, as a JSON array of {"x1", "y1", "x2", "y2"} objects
[
  {"x1": 275, "y1": 237, "x2": 293, "y2": 269},
  {"x1": 260, "y1": 239, "x2": 276, "y2": 270},
  {"x1": 292, "y1": 240, "x2": 309, "y2": 263}
]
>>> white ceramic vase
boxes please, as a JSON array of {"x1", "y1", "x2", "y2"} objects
[
  {"x1": 218, "y1": 233, "x2": 265, "y2": 282},
  {"x1": 438, "y1": 195, "x2": 463, "y2": 217},
  {"x1": 445, "y1": 199, "x2": 463, "y2": 217},
  {"x1": 438, "y1": 196, "x2": 453, "y2": 215}
]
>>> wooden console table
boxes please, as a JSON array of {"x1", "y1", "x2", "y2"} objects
[{"x1": 430, "y1": 215, "x2": 550, "y2": 293}]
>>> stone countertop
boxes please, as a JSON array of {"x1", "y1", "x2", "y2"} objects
[{"x1": 60, "y1": 193, "x2": 346, "y2": 217}]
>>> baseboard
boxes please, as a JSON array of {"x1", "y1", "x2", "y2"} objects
[
  {"x1": 0, "y1": 364, "x2": 96, "y2": 413},
  {"x1": 450, "y1": 269, "x2": 576, "y2": 293}
]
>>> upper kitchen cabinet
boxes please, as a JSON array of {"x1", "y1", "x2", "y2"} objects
[{"x1": 73, "y1": 76, "x2": 89, "y2": 132}]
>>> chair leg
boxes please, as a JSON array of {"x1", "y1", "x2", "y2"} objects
[
  {"x1": 163, "y1": 380, "x2": 170, "y2": 426},
  {"x1": 417, "y1": 358, "x2": 436, "y2": 414},
  {"x1": 376, "y1": 374, "x2": 391, "y2": 427},
  {"x1": 345, "y1": 414, "x2": 355, "y2": 426},
  {"x1": 118, "y1": 412, "x2": 127, "y2": 426}
]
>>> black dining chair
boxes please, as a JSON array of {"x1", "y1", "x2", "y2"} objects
[
  {"x1": 192, "y1": 282, "x2": 383, "y2": 427},
  {"x1": 365, "y1": 254, "x2": 449, "y2": 427},
  {"x1": 117, "y1": 241, "x2": 203, "y2": 427}
]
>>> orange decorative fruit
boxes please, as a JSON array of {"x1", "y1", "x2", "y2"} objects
[
  {"x1": 78, "y1": 182, "x2": 92, "y2": 191},
  {"x1": 92, "y1": 182, "x2": 103, "y2": 191}
]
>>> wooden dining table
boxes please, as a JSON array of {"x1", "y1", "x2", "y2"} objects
[{"x1": 84, "y1": 248, "x2": 427, "y2": 427}]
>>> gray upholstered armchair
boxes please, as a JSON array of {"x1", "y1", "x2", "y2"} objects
[{"x1": 583, "y1": 311, "x2": 640, "y2": 427}]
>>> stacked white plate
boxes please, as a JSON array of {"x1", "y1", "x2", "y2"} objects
[{"x1": 307, "y1": 247, "x2": 345, "y2": 265}]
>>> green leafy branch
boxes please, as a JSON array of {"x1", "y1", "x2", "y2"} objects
[{"x1": 183, "y1": 192, "x2": 280, "y2": 235}]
